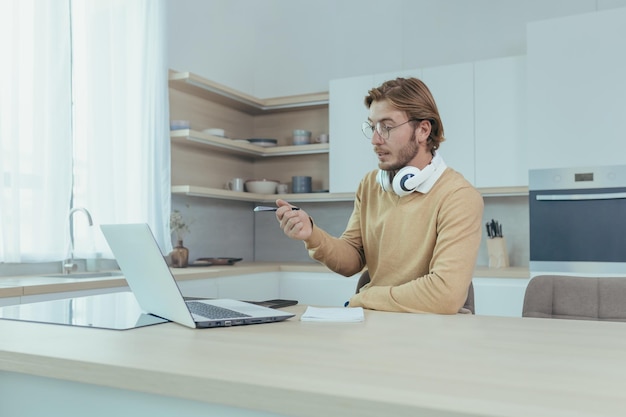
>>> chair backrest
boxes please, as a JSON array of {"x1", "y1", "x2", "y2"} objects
[
  {"x1": 355, "y1": 270, "x2": 475, "y2": 314},
  {"x1": 522, "y1": 275, "x2": 626, "y2": 322}
]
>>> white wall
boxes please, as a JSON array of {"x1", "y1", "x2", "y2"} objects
[{"x1": 167, "y1": 0, "x2": 626, "y2": 98}]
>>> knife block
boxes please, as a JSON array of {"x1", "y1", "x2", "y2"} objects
[{"x1": 487, "y1": 237, "x2": 510, "y2": 268}]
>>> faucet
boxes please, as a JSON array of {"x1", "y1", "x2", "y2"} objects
[{"x1": 63, "y1": 207, "x2": 94, "y2": 274}]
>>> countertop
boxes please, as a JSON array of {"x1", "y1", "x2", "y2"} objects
[
  {"x1": 1, "y1": 304, "x2": 624, "y2": 417},
  {"x1": 0, "y1": 263, "x2": 529, "y2": 299}
]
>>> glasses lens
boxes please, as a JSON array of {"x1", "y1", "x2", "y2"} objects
[
  {"x1": 376, "y1": 123, "x2": 390, "y2": 141},
  {"x1": 361, "y1": 122, "x2": 374, "y2": 139}
]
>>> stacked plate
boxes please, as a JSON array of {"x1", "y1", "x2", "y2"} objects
[
  {"x1": 247, "y1": 138, "x2": 278, "y2": 147},
  {"x1": 202, "y1": 128, "x2": 227, "y2": 138}
]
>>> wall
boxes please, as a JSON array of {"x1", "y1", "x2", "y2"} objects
[
  {"x1": 166, "y1": 0, "x2": 626, "y2": 98},
  {"x1": 166, "y1": 1, "x2": 625, "y2": 268}
]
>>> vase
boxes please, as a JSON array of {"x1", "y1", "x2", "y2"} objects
[{"x1": 171, "y1": 239, "x2": 189, "y2": 268}]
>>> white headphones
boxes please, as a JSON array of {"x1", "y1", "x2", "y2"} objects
[{"x1": 376, "y1": 153, "x2": 444, "y2": 196}]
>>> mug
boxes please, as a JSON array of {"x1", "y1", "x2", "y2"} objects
[
  {"x1": 292, "y1": 176, "x2": 312, "y2": 193},
  {"x1": 315, "y1": 133, "x2": 329, "y2": 144},
  {"x1": 277, "y1": 183, "x2": 289, "y2": 194},
  {"x1": 292, "y1": 129, "x2": 311, "y2": 146},
  {"x1": 226, "y1": 177, "x2": 245, "y2": 192}
]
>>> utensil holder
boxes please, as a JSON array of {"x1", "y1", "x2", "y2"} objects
[{"x1": 486, "y1": 237, "x2": 509, "y2": 268}]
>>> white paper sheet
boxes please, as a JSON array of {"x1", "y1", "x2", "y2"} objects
[{"x1": 300, "y1": 306, "x2": 364, "y2": 322}]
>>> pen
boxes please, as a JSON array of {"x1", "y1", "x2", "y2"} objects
[{"x1": 253, "y1": 206, "x2": 300, "y2": 212}]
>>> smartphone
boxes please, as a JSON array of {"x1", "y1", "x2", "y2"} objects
[{"x1": 249, "y1": 299, "x2": 298, "y2": 309}]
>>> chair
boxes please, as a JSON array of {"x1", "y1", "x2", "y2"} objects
[
  {"x1": 522, "y1": 275, "x2": 626, "y2": 322},
  {"x1": 355, "y1": 270, "x2": 475, "y2": 314}
]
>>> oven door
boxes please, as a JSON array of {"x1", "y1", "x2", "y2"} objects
[{"x1": 529, "y1": 187, "x2": 626, "y2": 274}]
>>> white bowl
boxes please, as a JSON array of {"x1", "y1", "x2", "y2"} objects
[
  {"x1": 202, "y1": 128, "x2": 226, "y2": 137},
  {"x1": 170, "y1": 120, "x2": 190, "y2": 130},
  {"x1": 245, "y1": 179, "x2": 279, "y2": 194}
]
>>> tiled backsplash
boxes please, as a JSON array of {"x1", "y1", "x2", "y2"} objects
[
  {"x1": 0, "y1": 195, "x2": 528, "y2": 277},
  {"x1": 174, "y1": 194, "x2": 529, "y2": 268}
]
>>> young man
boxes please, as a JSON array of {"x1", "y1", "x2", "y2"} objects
[{"x1": 276, "y1": 78, "x2": 483, "y2": 314}]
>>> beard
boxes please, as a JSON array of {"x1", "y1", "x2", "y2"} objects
[{"x1": 379, "y1": 131, "x2": 420, "y2": 172}]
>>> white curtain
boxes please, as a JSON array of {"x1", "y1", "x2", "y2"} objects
[
  {"x1": 0, "y1": 0, "x2": 74, "y2": 262},
  {"x1": 0, "y1": 0, "x2": 171, "y2": 263},
  {"x1": 71, "y1": 0, "x2": 171, "y2": 258}
]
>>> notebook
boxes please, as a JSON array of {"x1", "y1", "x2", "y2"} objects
[{"x1": 100, "y1": 223, "x2": 294, "y2": 329}]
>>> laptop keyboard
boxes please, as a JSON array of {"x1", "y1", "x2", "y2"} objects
[{"x1": 186, "y1": 301, "x2": 251, "y2": 319}]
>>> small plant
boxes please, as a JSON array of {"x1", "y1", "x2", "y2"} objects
[{"x1": 170, "y1": 210, "x2": 190, "y2": 241}]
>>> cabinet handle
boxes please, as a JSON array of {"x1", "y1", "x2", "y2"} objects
[{"x1": 536, "y1": 192, "x2": 626, "y2": 201}]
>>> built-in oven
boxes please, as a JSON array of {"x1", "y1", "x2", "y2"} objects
[{"x1": 529, "y1": 165, "x2": 626, "y2": 275}]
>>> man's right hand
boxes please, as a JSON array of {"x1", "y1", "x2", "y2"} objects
[{"x1": 275, "y1": 199, "x2": 312, "y2": 241}]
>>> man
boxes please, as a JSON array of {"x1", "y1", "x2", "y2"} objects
[{"x1": 276, "y1": 77, "x2": 483, "y2": 314}]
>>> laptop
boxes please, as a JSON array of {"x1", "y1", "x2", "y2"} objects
[{"x1": 100, "y1": 223, "x2": 294, "y2": 329}]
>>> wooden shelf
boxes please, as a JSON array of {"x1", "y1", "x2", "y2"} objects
[
  {"x1": 171, "y1": 186, "x2": 354, "y2": 203},
  {"x1": 168, "y1": 71, "x2": 329, "y2": 115},
  {"x1": 170, "y1": 130, "x2": 329, "y2": 158},
  {"x1": 172, "y1": 184, "x2": 526, "y2": 202}
]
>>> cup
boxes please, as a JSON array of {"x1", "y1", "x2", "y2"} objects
[
  {"x1": 226, "y1": 177, "x2": 245, "y2": 192},
  {"x1": 292, "y1": 129, "x2": 311, "y2": 146},
  {"x1": 315, "y1": 133, "x2": 329, "y2": 143},
  {"x1": 292, "y1": 176, "x2": 312, "y2": 193},
  {"x1": 276, "y1": 183, "x2": 289, "y2": 194}
]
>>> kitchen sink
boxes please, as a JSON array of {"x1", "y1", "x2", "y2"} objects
[{"x1": 42, "y1": 271, "x2": 124, "y2": 279}]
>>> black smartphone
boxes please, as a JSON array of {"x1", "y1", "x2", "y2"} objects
[{"x1": 249, "y1": 299, "x2": 299, "y2": 309}]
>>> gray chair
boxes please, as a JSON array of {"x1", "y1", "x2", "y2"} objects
[
  {"x1": 355, "y1": 270, "x2": 475, "y2": 314},
  {"x1": 522, "y1": 275, "x2": 626, "y2": 322}
]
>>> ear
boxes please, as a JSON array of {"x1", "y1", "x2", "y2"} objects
[{"x1": 415, "y1": 120, "x2": 432, "y2": 143}]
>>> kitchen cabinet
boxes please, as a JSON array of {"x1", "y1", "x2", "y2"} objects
[
  {"x1": 527, "y1": 8, "x2": 626, "y2": 170},
  {"x1": 20, "y1": 286, "x2": 129, "y2": 305},
  {"x1": 169, "y1": 71, "x2": 353, "y2": 203},
  {"x1": 329, "y1": 70, "x2": 425, "y2": 194},
  {"x1": 0, "y1": 296, "x2": 20, "y2": 307},
  {"x1": 330, "y1": 65, "x2": 527, "y2": 197},
  {"x1": 475, "y1": 56, "x2": 528, "y2": 187},
  {"x1": 329, "y1": 74, "x2": 377, "y2": 193},
  {"x1": 422, "y1": 62, "x2": 476, "y2": 184},
  {"x1": 472, "y1": 277, "x2": 530, "y2": 317},
  {"x1": 215, "y1": 273, "x2": 280, "y2": 301},
  {"x1": 178, "y1": 271, "x2": 358, "y2": 307}
]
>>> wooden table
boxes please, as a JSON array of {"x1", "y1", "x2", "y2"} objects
[{"x1": 1, "y1": 305, "x2": 625, "y2": 417}]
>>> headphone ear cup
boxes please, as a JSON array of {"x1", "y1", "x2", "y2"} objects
[
  {"x1": 391, "y1": 166, "x2": 420, "y2": 196},
  {"x1": 377, "y1": 170, "x2": 392, "y2": 192},
  {"x1": 392, "y1": 163, "x2": 438, "y2": 196}
]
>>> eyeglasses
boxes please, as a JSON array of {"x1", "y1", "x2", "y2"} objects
[{"x1": 361, "y1": 119, "x2": 417, "y2": 141}]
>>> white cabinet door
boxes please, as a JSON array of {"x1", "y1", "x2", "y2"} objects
[
  {"x1": 0, "y1": 296, "x2": 21, "y2": 307},
  {"x1": 176, "y1": 278, "x2": 219, "y2": 299},
  {"x1": 177, "y1": 274, "x2": 279, "y2": 301},
  {"x1": 329, "y1": 74, "x2": 377, "y2": 193},
  {"x1": 473, "y1": 277, "x2": 530, "y2": 317},
  {"x1": 216, "y1": 273, "x2": 279, "y2": 301},
  {"x1": 422, "y1": 63, "x2": 475, "y2": 184},
  {"x1": 475, "y1": 56, "x2": 528, "y2": 187},
  {"x1": 20, "y1": 286, "x2": 128, "y2": 304},
  {"x1": 279, "y1": 272, "x2": 359, "y2": 307},
  {"x1": 527, "y1": 8, "x2": 626, "y2": 170}
]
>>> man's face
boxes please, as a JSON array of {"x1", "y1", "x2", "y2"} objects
[{"x1": 368, "y1": 100, "x2": 419, "y2": 171}]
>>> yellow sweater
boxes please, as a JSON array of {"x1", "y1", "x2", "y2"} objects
[{"x1": 304, "y1": 168, "x2": 484, "y2": 314}]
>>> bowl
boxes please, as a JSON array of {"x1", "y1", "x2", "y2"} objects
[
  {"x1": 245, "y1": 179, "x2": 279, "y2": 194},
  {"x1": 247, "y1": 138, "x2": 278, "y2": 147},
  {"x1": 170, "y1": 120, "x2": 190, "y2": 130},
  {"x1": 202, "y1": 128, "x2": 226, "y2": 137},
  {"x1": 292, "y1": 129, "x2": 311, "y2": 146}
]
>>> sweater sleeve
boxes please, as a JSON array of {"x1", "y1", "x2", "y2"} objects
[
  {"x1": 348, "y1": 185, "x2": 484, "y2": 314},
  {"x1": 303, "y1": 182, "x2": 367, "y2": 277}
]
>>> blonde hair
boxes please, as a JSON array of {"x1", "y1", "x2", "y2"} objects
[{"x1": 364, "y1": 77, "x2": 445, "y2": 152}]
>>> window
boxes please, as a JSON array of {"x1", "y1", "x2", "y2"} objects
[{"x1": 0, "y1": 0, "x2": 171, "y2": 264}]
